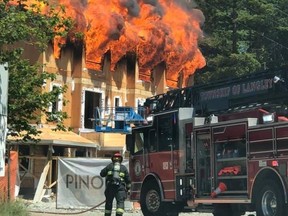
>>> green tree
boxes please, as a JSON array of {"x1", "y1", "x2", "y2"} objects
[
  {"x1": 0, "y1": 0, "x2": 72, "y2": 141},
  {"x1": 195, "y1": 0, "x2": 288, "y2": 83}
]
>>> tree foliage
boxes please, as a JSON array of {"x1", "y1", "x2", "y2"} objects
[
  {"x1": 0, "y1": 0, "x2": 72, "y2": 141},
  {"x1": 195, "y1": 0, "x2": 288, "y2": 84}
]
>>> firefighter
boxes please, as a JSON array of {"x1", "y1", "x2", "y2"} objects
[{"x1": 100, "y1": 152, "x2": 131, "y2": 216}]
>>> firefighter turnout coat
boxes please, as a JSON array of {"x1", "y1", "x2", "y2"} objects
[{"x1": 100, "y1": 162, "x2": 131, "y2": 216}]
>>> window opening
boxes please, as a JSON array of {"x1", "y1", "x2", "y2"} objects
[
  {"x1": 84, "y1": 91, "x2": 101, "y2": 129},
  {"x1": 49, "y1": 84, "x2": 63, "y2": 113},
  {"x1": 115, "y1": 97, "x2": 120, "y2": 107},
  {"x1": 105, "y1": 96, "x2": 110, "y2": 114}
]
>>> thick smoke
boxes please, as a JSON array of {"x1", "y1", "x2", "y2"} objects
[
  {"x1": 142, "y1": 0, "x2": 158, "y2": 6},
  {"x1": 119, "y1": 0, "x2": 140, "y2": 17}
]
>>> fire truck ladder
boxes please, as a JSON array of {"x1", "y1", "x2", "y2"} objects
[
  {"x1": 144, "y1": 67, "x2": 288, "y2": 115},
  {"x1": 95, "y1": 106, "x2": 146, "y2": 134},
  {"x1": 144, "y1": 87, "x2": 193, "y2": 113}
]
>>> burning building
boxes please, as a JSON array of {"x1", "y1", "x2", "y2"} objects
[
  {"x1": 8, "y1": 0, "x2": 206, "y2": 196},
  {"x1": 54, "y1": 0, "x2": 206, "y2": 88},
  {"x1": 38, "y1": 0, "x2": 206, "y2": 152}
]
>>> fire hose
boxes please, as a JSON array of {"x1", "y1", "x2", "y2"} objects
[{"x1": 29, "y1": 200, "x2": 106, "y2": 215}]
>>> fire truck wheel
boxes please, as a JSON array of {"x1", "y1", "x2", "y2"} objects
[
  {"x1": 140, "y1": 181, "x2": 169, "y2": 216},
  {"x1": 255, "y1": 180, "x2": 287, "y2": 216}
]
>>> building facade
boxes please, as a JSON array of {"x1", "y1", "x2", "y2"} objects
[{"x1": 24, "y1": 41, "x2": 172, "y2": 157}]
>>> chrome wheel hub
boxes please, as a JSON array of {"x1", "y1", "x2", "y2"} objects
[
  {"x1": 146, "y1": 189, "x2": 160, "y2": 212},
  {"x1": 262, "y1": 190, "x2": 277, "y2": 216}
]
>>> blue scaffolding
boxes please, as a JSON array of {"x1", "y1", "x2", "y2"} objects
[{"x1": 95, "y1": 107, "x2": 146, "y2": 134}]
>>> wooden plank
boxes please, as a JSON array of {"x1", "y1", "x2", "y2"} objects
[
  {"x1": 33, "y1": 162, "x2": 50, "y2": 203},
  {"x1": 19, "y1": 163, "x2": 38, "y2": 180},
  {"x1": 48, "y1": 180, "x2": 57, "y2": 188}
]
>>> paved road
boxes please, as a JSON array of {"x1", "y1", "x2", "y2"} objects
[
  {"x1": 29, "y1": 210, "x2": 213, "y2": 216},
  {"x1": 28, "y1": 203, "x2": 213, "y2": 216},
  {"x1": 29, "y1": 210, "x2": 256, "y2": 216},
  {"x1": 26, "y1": 197, "x2": 255, "y2": 216}
]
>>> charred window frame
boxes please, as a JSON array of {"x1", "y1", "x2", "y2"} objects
[
  {"x1": 105, "y1": 96, "x2": 110, "y2": 114},
  {"x1": 49, "y1": 83, "x2": 63, "y2": 114},
  {"x1": 136, "y1": 98, "x2": 145, "y2": 117},
  {"x1": 114, "y1": 96, "x2": 120, "y2": 107},
  {"x1": 84, "y1": 91, "x2": 101, "y2": 129}
]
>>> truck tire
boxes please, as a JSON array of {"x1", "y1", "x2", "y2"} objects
[
  {"x1": 140, "y1": 181, "x2": 169, "y2": 216},
  {"x1": 213, "y1": 204, "x2": 243, "y2": 216},
  {"x1": 255, "y1": 180, "x2": 287, "y2": 216},
  {"x1": 166, "y1": 202, "x2": 181, "y2": 216}
]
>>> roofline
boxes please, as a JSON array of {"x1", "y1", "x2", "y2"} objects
[
  {"x1": 99, "y1": 146, "x2": 124, "y2": 151},
  {"x1": 8, "y1": 139, "x2": 100, "y2": 149}
]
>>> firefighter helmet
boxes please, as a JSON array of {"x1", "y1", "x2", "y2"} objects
[{"x1": 111, "y1": 152, "x2": 123, "y2": 163}]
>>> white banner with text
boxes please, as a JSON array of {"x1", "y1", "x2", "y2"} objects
[
  {"x1": 0, "y1": 63, "x2": 8, "y2": 177},
  {"x1": 57, "y1": 157, "x2": 128, "y2": 209}
]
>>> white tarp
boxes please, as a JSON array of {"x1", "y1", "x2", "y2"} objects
[
  {"x1": 57, "y1": 157, "x2": 129, "y2": 209},
  {"x1": 0, "y1": 63, "x2": 8, "y2": 177}
]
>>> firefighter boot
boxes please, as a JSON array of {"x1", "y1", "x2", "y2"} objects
[
  {"x1": 104, "y1": 209, "x2": 112, "y2": 216},
  {"x1": 116, "y1": 207, "x2": 124, "y2": 216}
]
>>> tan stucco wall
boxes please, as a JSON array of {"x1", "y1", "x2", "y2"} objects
[{"x1": 24, "y1": 43, "x2": 166, "y2": 155}]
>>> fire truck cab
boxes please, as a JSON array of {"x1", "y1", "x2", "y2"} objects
[{"x1": 124, "y1": 68, "x2": 288, "y2": 216}]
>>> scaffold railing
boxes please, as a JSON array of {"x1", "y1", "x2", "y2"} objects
[{"x1": 95, "y1": 106, "x2": 147, "y2": 134}]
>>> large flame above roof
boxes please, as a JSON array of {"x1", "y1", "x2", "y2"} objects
[{"x1": 30, "y1": 0, "x2": 206, "y2": 87}]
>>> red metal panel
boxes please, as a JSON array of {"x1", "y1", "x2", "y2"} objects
[
  {"x1": 163, "y1": 190, "x2": 176, "y2": 199},
  {"x1": 249, "y1": 128, "x2": 273, "y2": 141},
  {"x1": 249, "y1": 141, "x2": 273, "y2": 156},
  {"x1": 275, "y1": 124, "x2": 288, "y2": 155},
  {"x1": 213, "y1": 124, "x2": 246, "y2": 141},
  {"x1": 148, "y1": 152, "x2": 176, "y2": 199},
  {"x1": 276, "y1": 126, "x2": 288, "y2": 139},
  {"x1": 185, "y1": 123, "x2": 193, "y2": 135},
  {"x1": 130, "y1": 151, "x2": 178, "y2": 200}
]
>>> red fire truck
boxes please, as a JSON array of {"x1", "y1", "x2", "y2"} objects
[{"x1": 123, "y1": 68, "x2": 288, "y2": 216}]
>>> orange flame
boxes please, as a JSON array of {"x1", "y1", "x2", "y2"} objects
[{"x1": 27, "y1": 0, "x2": 206, "y2": 87}]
